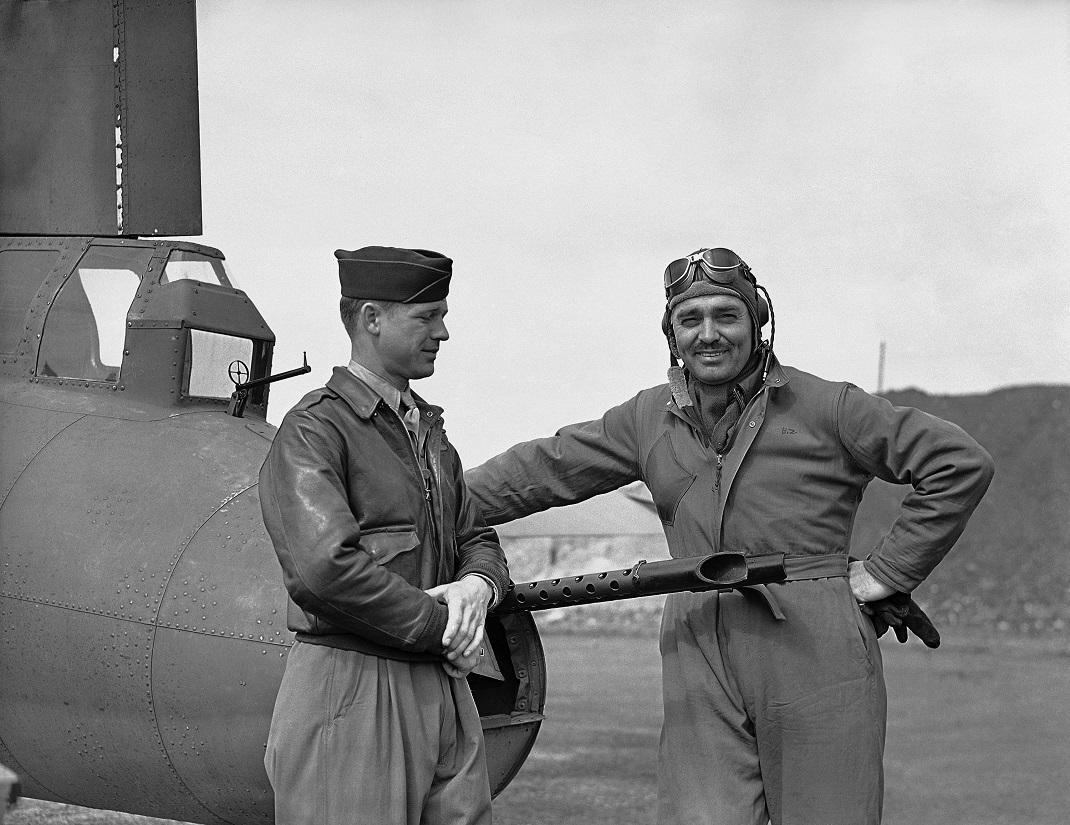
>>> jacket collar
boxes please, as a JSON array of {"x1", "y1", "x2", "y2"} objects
[
  {"x1": 763, "y1": 355, "x2": 789, "y2": 390},
  {"x1": 665, "y1": 352, "x2": 790, "y2": 421},
  {"x1": 326, "y1": 366, "x2": 444, "y2": 426},
  {"x1": 327, "y1": 366, "x2": 380, "y2": 419}
]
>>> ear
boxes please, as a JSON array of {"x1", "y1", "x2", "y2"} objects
[{"x1": 359, "y1": 301, "x2": 385, "y2": 335}]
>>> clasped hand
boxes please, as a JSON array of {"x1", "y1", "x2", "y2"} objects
[{"x1": 425, "y1": 575, "x2": 492, "y2": 678}]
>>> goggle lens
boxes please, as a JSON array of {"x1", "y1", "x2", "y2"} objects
[
  {"x1": 663, "y1": 248, "x2": 746, "y2": 297},
  {"x1": 663, "y1": 257, "x2": 693, "y2": 292}
]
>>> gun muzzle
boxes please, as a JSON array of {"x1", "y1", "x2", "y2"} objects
[{"x1": 493, "y1": 552, "x2": 786, "y2": 614}]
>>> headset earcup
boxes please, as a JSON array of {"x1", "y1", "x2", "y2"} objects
[
  {"x1": 661, "y1": 308, "x2": 681, "y2": 358},
  {"x1": 757, "y1": 294, "x2": 770, "y2": 327}
]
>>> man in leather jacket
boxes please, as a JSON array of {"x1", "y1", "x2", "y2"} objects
[
  {"x1": 465, "y1": 248, "x2": 994, "y2": 825},
  {"x1": 260, "y1": 246, "x2": 509, "y2": 825}
]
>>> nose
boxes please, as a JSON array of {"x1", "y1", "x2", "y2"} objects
[
  {"x1": 697, "y1": 318, "x2": 721, "y2": 343},
  {"x1": 432, "y1": 319, "x2": 450, "y2": 341}
]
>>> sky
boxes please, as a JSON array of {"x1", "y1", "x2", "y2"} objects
[{"x1": 192, "y1": 0, "x2": 1070, "y2": 464}]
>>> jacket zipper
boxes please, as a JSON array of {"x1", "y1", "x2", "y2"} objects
[{"x1": 389, "y1": 408, "x2": 439, "y2": 555}]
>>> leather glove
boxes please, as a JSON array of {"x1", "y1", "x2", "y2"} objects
[{"x1": 859, "y1": 592, "x2": 941, "y2": 648}]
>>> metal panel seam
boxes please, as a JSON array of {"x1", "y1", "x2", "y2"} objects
[
  {"x1": 0, "y1": 730, "x2": 77, "y2": 806},
  {"x1": 0, "y1": 413, "x2": 87, "y2": 510},
  {"x1": 143, "y1": 480, "x2": 262, "y2": 825},
  {"x1": 0, "y1": 594, "x2": 288, "y2": 646}
]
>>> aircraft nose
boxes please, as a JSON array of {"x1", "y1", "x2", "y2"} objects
[{"x1": 0, "y1": 407, "x2": 289, "y2": 822}]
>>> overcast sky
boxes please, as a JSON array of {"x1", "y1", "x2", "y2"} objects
[{"x1": 193, "y1": 0, "x2": 1070, "y2": 464}]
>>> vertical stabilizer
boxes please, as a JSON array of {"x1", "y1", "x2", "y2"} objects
[{"x1": 0, "y1": 0, "x2": 202, "y2": 236}]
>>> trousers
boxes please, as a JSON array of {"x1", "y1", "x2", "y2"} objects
[
  {"x1": 264, "y1": 641, "x2": 492, "y2": 825},
  {"x1": 657, "y1": 578, "x2": 887, "y2": 825}
]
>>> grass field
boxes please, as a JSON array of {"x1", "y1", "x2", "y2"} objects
[{"x1": 8, "y1": 629, "x2": 1070, "y2": 825}]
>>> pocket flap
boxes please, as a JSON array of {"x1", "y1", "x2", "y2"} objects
[{"x1": 362, "y1": 529, "x2": 419, "y2": 565}]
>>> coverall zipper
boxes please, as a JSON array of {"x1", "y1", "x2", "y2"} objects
[{"x1": 710, "y1": 385, "x2": 769, "y2": 547}]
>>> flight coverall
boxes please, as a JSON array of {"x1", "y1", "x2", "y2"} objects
[
  {"x1": 465, "y1": 357, "x2": 994, "y2": 825},
  {"x1": 260, "y1": 366, "x2": 509, "y2": 825}
]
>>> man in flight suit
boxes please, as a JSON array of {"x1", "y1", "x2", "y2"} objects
[
  {"x1": 465, "y1": 247, "x2": 994, "y2": 825},
  {"x1": 260, "y1": 246, "x2": 509, "y2": 825}
]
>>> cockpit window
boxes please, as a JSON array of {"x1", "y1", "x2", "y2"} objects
[
  {"x1": 185, "y1": 330, "x2": 254, "y2": 399},
  {"x1": 0, "y1": 249, "x2": 58, "y2": 354},
  {"x1": 161, "y1": 250, "x2": 232, "y2": 288},
  {"x1": 37, "y1": 250, "x2": 144, "y2": 382}
]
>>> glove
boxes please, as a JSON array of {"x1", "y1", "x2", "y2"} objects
[{"x1": 859, "y1": 592, "x2": 941, "y2": 648}]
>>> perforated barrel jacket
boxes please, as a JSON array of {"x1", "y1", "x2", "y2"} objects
[
  {"x1": 260, "y1": 367, "x2": 509, "y2": 660},
  {"x1": 465, "y1": 358, "x2": 994, "y2": 593}
]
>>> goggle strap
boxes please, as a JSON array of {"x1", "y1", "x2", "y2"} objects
[{"x1": 694, "y1": 256, "x2": 741, "y2": 273}]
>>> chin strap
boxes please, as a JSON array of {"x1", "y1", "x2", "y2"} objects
[
  {"x1": 667, "y1": 359, "x2": 692, "y2": 408},
  {"x1": 664, "y1": 317, "x2": 693, "y2": 408}
]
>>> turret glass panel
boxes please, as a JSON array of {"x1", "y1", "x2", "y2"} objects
[
  {"x1": 37, "y1": 256, "x2": 141, "y2": 382},
  {"x1": 186, "y1": 330, "x2": 253, "y2": 399},
  {"x1": 161, "y1": 250, "x2": 231, "y2": 288}
]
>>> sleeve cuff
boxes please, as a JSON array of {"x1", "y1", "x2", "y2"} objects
[
  {"x1": 463, "y1": 572, "x2": 499, "y2": 609},
  {"x1": 863, "y1": 557, "x2": 911, "y2": 594}
]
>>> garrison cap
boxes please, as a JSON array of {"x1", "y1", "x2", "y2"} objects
[{"x1": 334, "y1": 246, "x2": 452, "y2": 303}]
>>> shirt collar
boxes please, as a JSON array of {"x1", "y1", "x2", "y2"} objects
[{"x1": 346, "y1": 359, "x2": 414, "y2": 414}]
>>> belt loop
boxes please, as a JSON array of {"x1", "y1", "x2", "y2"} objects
[{"x1": 736, "y1": 552, "x2": 846, "y2": 621}]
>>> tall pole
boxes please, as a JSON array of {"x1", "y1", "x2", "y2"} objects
[{"x1": 877, "y1": 340, "x2": 886, "y2": 394}]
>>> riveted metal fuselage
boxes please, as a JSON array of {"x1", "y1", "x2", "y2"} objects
[{"x1": 0, "y1": 382, "x2": 288, "y2": 823}]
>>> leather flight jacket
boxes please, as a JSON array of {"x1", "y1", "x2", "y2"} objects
[{"x1": 260, "y1": 367, "x2": 509, "y2": 661}]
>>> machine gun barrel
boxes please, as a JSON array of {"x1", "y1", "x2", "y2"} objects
[{"x1": 493, "y1": 551, "x2": 787, "y2": 614}]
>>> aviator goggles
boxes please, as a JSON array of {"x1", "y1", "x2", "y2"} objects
[{"x1": 663, "y1": 248, "x2": 751, "y2": 300}]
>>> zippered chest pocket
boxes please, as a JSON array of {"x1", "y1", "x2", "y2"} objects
[{"x1": 642, "y1": 432, "x2": 697, "y2": 525}]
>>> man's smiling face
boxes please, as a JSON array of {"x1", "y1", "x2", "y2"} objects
[{"x1": 671, "y1": 293, "x2": 753, "y2": 384}]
